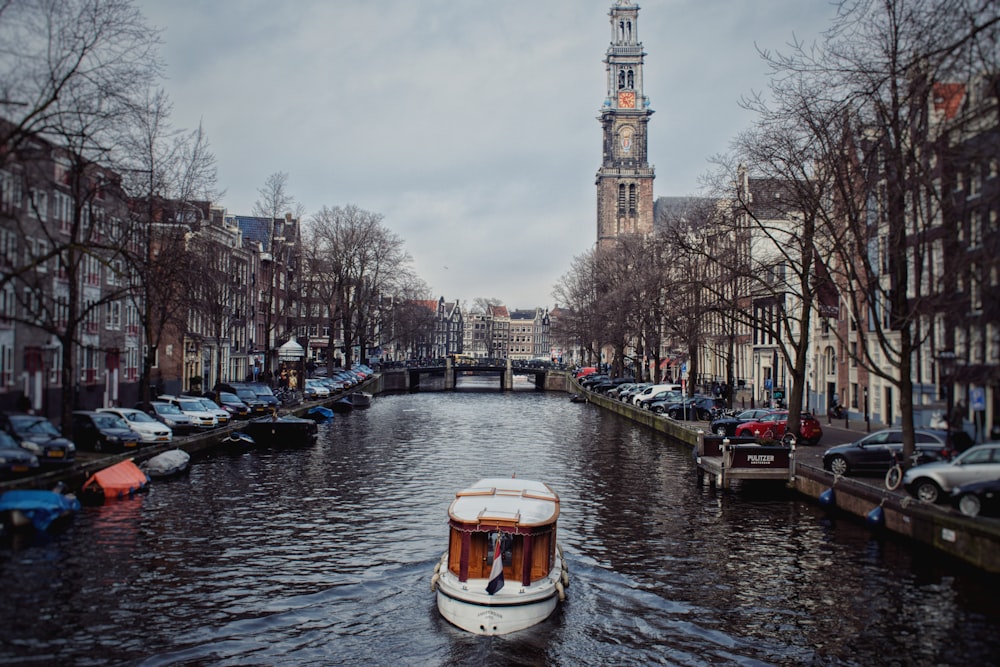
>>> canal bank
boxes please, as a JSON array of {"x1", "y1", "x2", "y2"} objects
[
  {"x1": 0, "y1": 380, "x2": 378, "y2": 495},
  {"x1": 574, "y1": 382, "x2": 1000, "y2": 574}
]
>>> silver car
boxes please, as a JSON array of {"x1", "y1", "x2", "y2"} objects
[{"x1": 902, "y1": 442, "x2": 1000, "y2": 504}]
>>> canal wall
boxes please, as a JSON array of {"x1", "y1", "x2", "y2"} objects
[{"x1": 577, "y1": 384, "x2": 1000, "y2": 574}]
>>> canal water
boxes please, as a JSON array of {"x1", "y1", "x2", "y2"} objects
[{"x1": 1, "y1": 380, "x2": 998, "y2": 666}]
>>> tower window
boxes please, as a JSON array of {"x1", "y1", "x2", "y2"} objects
[
  {"x1": 618, "y1": 184, "x2": 626, "y2": 215},
  {"x1": 629, "y1": 184, "x2": 636, "y2": 214}
]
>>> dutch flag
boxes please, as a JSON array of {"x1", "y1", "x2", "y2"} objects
[{"x1": 486, "y1": 534, "x2": 505, "y2": 595}]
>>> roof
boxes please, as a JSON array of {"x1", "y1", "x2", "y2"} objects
[{"x1": 448, "y1": 478, "x2": 559, "y2": 527}]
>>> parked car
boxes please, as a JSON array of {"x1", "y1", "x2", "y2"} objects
[
  {"x1": 0, "y1": 429, "x2": 40, "y2": 478},
  {"x1": 304, "y1": 379, "x2": 331, "y2": 399},
  {"x1": 709, "y1": 408, "x2": 778, "y2": 436},
  {"x1": 0, "y1": 413, "x2": 76, "y2": 466},
  {"x1": 71, "y1": 411, "x2": 143, "y2": 453},
  {"x1": 641, "y1": 390, "x2": 683, "y2": 411},
  {"x1": 663, "y1": 396, "x2": 725, "y2": 421},
  {"x1": 580, "y1": 374, "x2": 610, "y2": 389},
  {"x1": 822, "y1": 428, "x2": 950, "y2": 477},
  {"x1": 183, "y1": 396, "x2": 231, "y2": 427},
  {"x1": 219, "y1": 384, "x2": 269, "y2": 415},
  {"x1": 903, "y1": 442, "x2": 1000, "y2": 504},
  {"x1": 632, "y1": 384, "x2": 682, "y2": 406},
  {"x1": 97, "y1": 407, "x2": 173, "y2": 444},
  {"x1": 619, "y1": 383, "x2": 651, "y2": 404},
  {"x1": 158, "y1": 396, "x2": 218, "y2": 429},
  {"x1": 950, "y1": 478, "x2": 1000, "y2": 517},
  {"x1": 215, "y1": 392, "x2": 252, "y2": 419},
  {"x1": 143, "y1": 401, "x2": 197, "y2": 433},
  {"x1": 734, "y1": 410, "x2": 824, "y2": 445}
]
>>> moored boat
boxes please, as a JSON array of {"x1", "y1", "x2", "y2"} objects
[
  {"x1": 240, "y1": 414, "x2": 318, "y2": 445},
  {"x1": 433, "y1": 477, "x2": 567, "y2": 635},
  {"x1": 0, "y1": 487, "x2": 80, "y2": 531},
  {"x1": 80, "y1": 459, "x2": 150, "y2": 504},
  {"x1": 142, "y1": 449, "x2": 191, "y2": 478},
  {"x1": 347, "y1": 392, "x2": 372, "y2": 408}
]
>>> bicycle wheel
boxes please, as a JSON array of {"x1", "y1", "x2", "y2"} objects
[{"x1": 885, "y1": 464, "x2": 903, "y2": 490}]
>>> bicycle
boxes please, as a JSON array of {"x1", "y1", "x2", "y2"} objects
[{"x1": 885, "y1": 448, "x2": 923, "y2": 490}]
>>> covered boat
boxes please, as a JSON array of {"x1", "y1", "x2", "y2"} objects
[
  {"x1": 0, "y1": 488, "x2": 80, "y2": 531},
  {"x1": 80, "y1": 459, "x2": 149, "y2": 503},
  {"x1": 347, "y1": 392, "x2": 372, "y2": 408},
  {"x1": 433, "y1": 477, "x2": 567, "y2": 635},
  {"x1": 241, "y1": 414, "x2": 318, "y2": 445},
  {"x1": 305, "y1": 405, "x2": 335, "y2": 421},
  {"x1": 142, "y1": 449, "x2": 191, "y2": 478}
]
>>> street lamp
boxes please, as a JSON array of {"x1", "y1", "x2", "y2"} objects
[{"x1": 938, "y1": 350, "x2": 957, "y2": 433}]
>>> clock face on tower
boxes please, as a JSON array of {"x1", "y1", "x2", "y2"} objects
[{"x1": 618, "y1": 91, "x2": 636, "y2": 109}]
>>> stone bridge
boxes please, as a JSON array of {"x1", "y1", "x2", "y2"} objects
[{"x1": 380, "y1": 359, "x2": 570, "y2": 393}]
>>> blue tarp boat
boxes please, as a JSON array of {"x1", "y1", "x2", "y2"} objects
[
  {"x1": 0, "y1": 489, "x2": 81, "y2": 531},
  {"x1": 305, "y1": 406, "x2": 335, "y2": 421}
]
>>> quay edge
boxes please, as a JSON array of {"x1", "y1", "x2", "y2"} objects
[{"x1": 574, "y1": 383, "x2": 1000, "y2": 575}]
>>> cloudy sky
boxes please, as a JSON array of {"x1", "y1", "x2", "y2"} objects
[{"x1": 136, "y1": 0, "x2": 838, "y2": 310}]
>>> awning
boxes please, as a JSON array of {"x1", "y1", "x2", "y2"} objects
[{"x1": 278, "y1": 339, "x2": 305, "y2": 360}]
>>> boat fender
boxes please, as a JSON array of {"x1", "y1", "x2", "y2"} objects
[
  {"x1": 430, "y1": 572, "x2": 439, "y2": 591},
  {"x1": 555, "y1": 580, "x2": 566, "y2": 601},
  {"x1": 561, "y1": 568, "x2": 569, "y2": 587}
]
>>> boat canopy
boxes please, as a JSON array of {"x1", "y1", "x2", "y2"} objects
[
  {"x1": 448, "y1": 478, "x2": 559, "y2": 528},
  {"x1": 82, "y1": 459, "x2": 149, "y2": 499}
]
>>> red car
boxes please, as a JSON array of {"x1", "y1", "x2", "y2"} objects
[{"x1": 734, "y1": 410, "x2": 823, "y2": 445}]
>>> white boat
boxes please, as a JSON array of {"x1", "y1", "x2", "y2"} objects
[
  {"x1": 142, "y1": 449, "x2": 191, "y2": 478},
  {"x1": 433, "y1": 477, "x2": 567, "y2": 635}
]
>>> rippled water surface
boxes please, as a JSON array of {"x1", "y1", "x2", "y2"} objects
[{"x1": 1, "y1": 382, "x2": 999, "y2": 666}]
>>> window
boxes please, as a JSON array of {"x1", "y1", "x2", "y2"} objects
[{"x1": 28, "y1": 188, "x2": 48, "y2": 220}]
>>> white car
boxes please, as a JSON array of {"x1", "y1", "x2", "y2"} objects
[
  {"x1": 158, "y1": 395, "x2": 218, "y2": 429},
  {"x1": 902, "y1": 442, "x2": 1000, "y2": 503},
  {"x1": 98, "y1": 407, "x2": 173, "y2": 444},
  {"x1": 183, "y1": 396, "x2": 231, "y2": 427},
  {"x1": 304, "y1": 379, "x2": 331, "y2": 399}
]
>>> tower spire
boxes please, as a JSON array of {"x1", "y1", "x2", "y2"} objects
[{"x1": 596, "y1": 0, "x2": 655, "y2": 247}]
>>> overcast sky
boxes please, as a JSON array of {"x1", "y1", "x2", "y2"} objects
[{"x1": 136, "y1": 0, "x2": 839, "y2": 311}]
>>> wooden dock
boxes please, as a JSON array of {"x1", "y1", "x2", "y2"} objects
[{"x1": 695, "y1": 434, "x2": 795, "y2": 488}]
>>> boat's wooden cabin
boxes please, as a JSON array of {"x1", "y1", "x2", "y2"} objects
[{"x1": 446, "y1": 479, "x2": 559, "y2": 586}]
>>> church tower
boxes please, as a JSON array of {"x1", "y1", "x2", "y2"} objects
[{"x1": 596, "y1": 0, "x2": 655, "y2": 248}]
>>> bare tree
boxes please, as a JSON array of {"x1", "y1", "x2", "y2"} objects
[
  {"x1": 116, "y1": 86, "x2": 219, "y2": 405},
  {"x1": 305, "y1": 204, "x2": 414, "y2": 370},
  {"x1": 251, "y1": 171, "x2": 299, "y2": 377},
  {"x1": 752, "y1": 0, "x2": 999, "y2": 460}
]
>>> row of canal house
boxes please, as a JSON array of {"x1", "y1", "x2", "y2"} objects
[
  {"x1": 0, "y1": 118, "x2": 310, "y2": 420},
  {"x1": 676, "y1": 77, "x2": 999, "y2": 439}
]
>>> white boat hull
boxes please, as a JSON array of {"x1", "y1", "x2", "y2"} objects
[{"x1": 434, "y1": 548, "x2": 566, "y2": 635}]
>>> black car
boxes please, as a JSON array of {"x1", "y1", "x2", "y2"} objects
[
  {"x1": 71, "y1": 411, "x2": 143, "y2": 453},
  {"x1": 661, "y1": 396, "x2": 724, "y2": 420},
  {"x1": 709, "y1": 408, "x2": 778, "y2": 436},
  {"x1": 0, "y1": 429, "x2": 40, "y2": 478},
  {"x1": 642, "y1": 390, "x2": 684, "y2": 411},
  {"x1": 0, "y1": 413, "x2": 76, "y2": 466},
  {"x1": 951, "y1": 479, "x2": 1000, "y2": 516},
  {"x1": 216, "y1": 391, "x2": 252, "y2": 419},
  {"x1": 822, "y1": 428, "x2": 949, "y2": 477},
  {"x1": 951, "y1": 478, "x2": 1000, "y2": 518}
]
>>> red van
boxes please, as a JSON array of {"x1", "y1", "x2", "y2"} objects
[{"x1": 574, "y1": 367, "x2": 598, "y2": 379}]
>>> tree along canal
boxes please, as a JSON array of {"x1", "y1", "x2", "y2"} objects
[{"x1": 1, "y1": 382, "x2": 998, "y2": 666}]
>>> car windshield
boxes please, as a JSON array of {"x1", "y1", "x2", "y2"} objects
[
  {"x1": 154, "y1": 403, "x2": 182, "y2": 415},
  {"x1": 177, "y1": 400, "x2": 204, "y2": 411},
  {"x1": 121, "y1": 410, "x2": 156, "y2": 423},
  {"x1": 220, "y1": 392, "x2": 242, "y2": 403},
  {"x1": 254, "y1": 386, "x2": 275, "y2": 396},
  {"x1": 236, "y1": 389, "x2": 257, "y2": 401},
  {"x1": 0, "y1": 430, "x2": 17, "y2": 447},
  {"x1": 10, "y1": 415, "x2": 61, "y2": 436},
  {"x1": 195, "y1": 399, "x2": 217, "y2": 410},
  {"x1": 93, "y1": 414, "x2": 127, "y2": 429}
]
